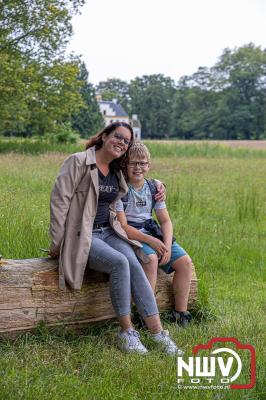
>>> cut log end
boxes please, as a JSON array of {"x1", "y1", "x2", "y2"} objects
[{"x1": 0, "y1": 258, "x2": 197, "y2": 337}]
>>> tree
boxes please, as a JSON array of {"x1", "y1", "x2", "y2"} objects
[
  {"x1": 0, "y1": 52, "x2": 85, "y2": 136},
  {"x1": 170, "y1": 44, "x2": 266, "y2": 140},
  {"x1": 72, "y1": 62, "x2": 104, "y2": 138},
  {"x1": 0, "y1": 52, "x2": 30, "y2": 134},
  {"x1": 25, "y1": 58, "x2": 85, "y2": 136},
  {"x1": 0, "y1": 0, "x2": 85, "y2": 59},
  {"x1": 129, "y1": 74, "x2": 176, "y2": 138},
  {"x1": 0, "y1": 0, "x2": 85, "y2": 136},
  {"x1": 211, "y1": 44, "x2": 266, "y2": 139},
  {"x1": 96, "y1": 78, "x2": 131, "y2": 113},
  {"x1": 171, "y1": 71, "x2": 218, "y2": 139}
]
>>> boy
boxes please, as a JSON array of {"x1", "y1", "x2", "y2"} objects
[{"x1": 115, "y1": 142, "x2": 193, "y2": 327}]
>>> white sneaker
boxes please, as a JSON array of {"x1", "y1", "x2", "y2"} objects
[
  {"x1": 117, "y1": 328, "x2": 148, "y2": 354},
  {"x1": 151, "y1": 330, "x2": 184, "y2": 356}
]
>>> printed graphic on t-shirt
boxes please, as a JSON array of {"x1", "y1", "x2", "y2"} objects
[
  {"x1": 136, "y1": 200, "x2": 147, "y2": 206},
  {"x1": 115, "y1": 180, "x2": 166, "y2": 225},
  {"x1": 93, "y1": 169, "x2": 119, "y2": 225},
  {"x1": 99, "y1": 185, "x2": 118, "y2": 193}
]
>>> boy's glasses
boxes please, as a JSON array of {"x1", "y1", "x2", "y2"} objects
[
  {"x1": 128, "y1": 161, "x2": 149, "y2": 168},
  {"x1": 113, "y1": 132, "x2": 131, "y2": 146}
]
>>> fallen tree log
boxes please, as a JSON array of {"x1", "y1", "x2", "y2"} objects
[{"x1": 0, "y1": 258, "x2": 197, "y2": 337}]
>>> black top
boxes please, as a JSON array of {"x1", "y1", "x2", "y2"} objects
[{"x1": 93, "y1": 168, "x2": 119, "y2": 226}]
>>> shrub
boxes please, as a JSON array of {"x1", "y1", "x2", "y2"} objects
[{"x1": 45, "y1": 122, "x2": 80, "y2": 144}]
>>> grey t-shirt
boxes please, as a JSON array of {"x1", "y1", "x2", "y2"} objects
[{"x1": 115, "y1": 180, "x2": 166, "y2": 232}]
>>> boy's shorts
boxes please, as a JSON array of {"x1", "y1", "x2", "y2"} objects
[{"x1": 140, "y1": 240, "x2": 187, "y2": 274}]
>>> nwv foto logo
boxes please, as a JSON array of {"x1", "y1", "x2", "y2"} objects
[{"x1": 177, "y1": 338, "x2": 256, "y2": 390}]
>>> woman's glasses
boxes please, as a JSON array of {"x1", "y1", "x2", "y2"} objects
[
  {"x1": 128, "y1": 161, "x2": 149, "y2": 168},
  {"x1": 113, "y1": 132, "x2": 131, "y2": 146}
]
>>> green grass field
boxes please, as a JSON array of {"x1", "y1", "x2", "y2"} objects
[{"x1": 0, "y1": 142, "x2": 265, "y2": 399}]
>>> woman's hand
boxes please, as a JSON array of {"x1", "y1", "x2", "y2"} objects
[
  {"x1": 146, "y1": 236, "x2": 168, "y2": 257},
  {"x1": 154, "y1": 180, "x2": 166, "y2": 202}
]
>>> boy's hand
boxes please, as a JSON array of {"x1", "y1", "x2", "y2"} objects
[
  {"x1": 158, "y1": 249, "x2": 171, "y2": 266},
  {"x1": 158, "y1": 243, "x2": 172, "y2": 266},
  {"x1": 154, "y1": 180, "x2": 166, "y2": 202},
  {"x1": 146, "y1": 236, "x2": 168, "y2": 257}
]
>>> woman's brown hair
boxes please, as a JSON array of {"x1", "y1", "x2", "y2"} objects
[{"x1": 85, "y1": 122, "x2": 134, "y2": 170}]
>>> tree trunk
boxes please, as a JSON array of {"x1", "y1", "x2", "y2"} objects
[{"x1": 0, "y1": 258, "x2": 197, "y2": 337}]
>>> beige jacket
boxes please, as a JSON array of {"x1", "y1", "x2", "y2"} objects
[{"x1": 50, "y1": 146, "x2": 142, "y2": 290}]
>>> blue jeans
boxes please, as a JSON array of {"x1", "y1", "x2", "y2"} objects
[{"x1": 87, "y1": 227, "x2": 159, "y2": 318}]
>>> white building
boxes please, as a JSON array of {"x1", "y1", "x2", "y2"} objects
[
  {"x1": 131, "y1": 114, "x2": 141, "y2": 140},
  {"x1": 97, "y1": 98, "x2": 141, "y2": 140}
]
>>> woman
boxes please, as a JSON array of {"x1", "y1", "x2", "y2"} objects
[{"x1": 49, "y1": 122, "x2": 183, "y2": 355}]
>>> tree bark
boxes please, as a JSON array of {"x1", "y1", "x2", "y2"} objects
[{"x1": 0, "y1": 258, "x2": 197, "y2": 337}]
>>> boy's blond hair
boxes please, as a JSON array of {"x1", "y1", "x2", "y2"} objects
[{"x1": 127, "y1": 142, "x2": 151, "y2": 163}]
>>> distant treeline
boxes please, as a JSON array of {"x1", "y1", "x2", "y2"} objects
[
  {"x1": 96, "y1": 43, "x2": 266, "y2": 140},
  {"x1": 1, "y1": 2, "x2": 265, "y2": 140}
]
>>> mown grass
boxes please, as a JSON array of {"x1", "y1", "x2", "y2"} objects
[{"x1": 0, "y1": 144, "x2": 265, "y2": 400}]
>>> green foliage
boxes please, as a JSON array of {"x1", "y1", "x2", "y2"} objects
[
  {"x1": 28, "y1": 58, "x2": 85, "y2": 136},
  {"x1": 71, "y1": 62, "x2": 104, "y2": 138},
  {"x1": 1, "y1": 9, "x2": 265, "y2": 144},
  {"x1": 170, "y1": 86, "x2": 218, "y2": 139},
  {"x1": 95, "y1": 45, "x2": 265, "y2": 140},
  {"x1": 96, "y1": 78, "x2": 131, "y2": 113},
  {"x1": 45, "y1": 122, "x2": 80, "y2": 144},
  {"x1": 0, "y1": 0, "x2": 86, "y2": 136},
  {"x1": 0, "y1": 0, "x2": 85, "y2": 59},
  {"x1": 211, "y1": 43, "x2": 266, "y2": 140},
  {"x1": 0, "y1": 55, "x2": 84, "y2": 136},
  {"x1": 129, "y1": 74, "x2": 176, "y2": 138},
  {"x1": 170, "y1": 43, "x2": 266, "y2": 140},
  {"x1": 0, "y1": 52, "x2": 30, "y2": 134}
]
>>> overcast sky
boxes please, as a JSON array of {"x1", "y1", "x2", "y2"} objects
[{"x1": 68, "y1": 0, "x2": 266, "y2": 85}]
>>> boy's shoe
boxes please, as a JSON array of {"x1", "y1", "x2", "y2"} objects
[
  {"x1": 170, "y1": 311, "x2": 192, "y2": 328},
  {"x1": 117, "y1": 328, "x2": 148, "y2": 354},
  {"x1": 151, "y1": 330, "x2": 184, "y2": 356}
]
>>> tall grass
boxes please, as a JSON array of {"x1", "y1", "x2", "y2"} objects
[
  {"x1": 0, "y1": 148, "x2": 265, "y2": 399},
  {"x1": 146, "y1": 141, "x2": 266, "y2": 159},
  {"x1": 0, "y1": 138, "x2": 82, "y2": 155},
  {"x1": 1, "y1": 137, "x2": 266, "y2": 158}
]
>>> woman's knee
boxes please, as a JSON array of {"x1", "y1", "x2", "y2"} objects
[{"x1": 112, "y1": 252, "x2": 130, "y2": 272}]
